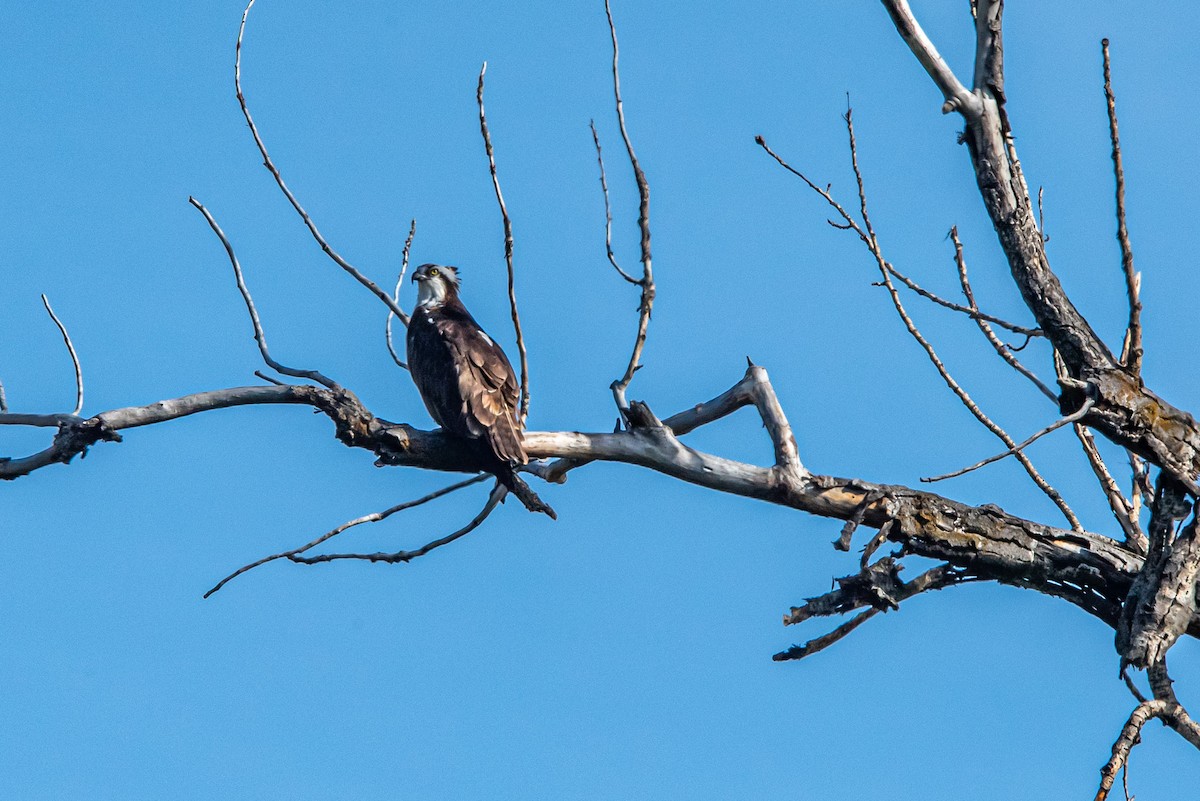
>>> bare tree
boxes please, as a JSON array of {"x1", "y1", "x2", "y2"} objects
[{"x1": 2, "y1": 2, "x2": 1195, "y2": 795}]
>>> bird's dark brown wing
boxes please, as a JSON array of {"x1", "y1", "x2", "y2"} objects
[{"x1": 406, "y1": 304, "x2": 526, "y2": 465}]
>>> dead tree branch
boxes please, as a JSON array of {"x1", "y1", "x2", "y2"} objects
[
  {"x1": 1102, "y1": 38, "x2": 1142, "y2": 375},
  {"x1": 40, "y1": 294, "x2": 84, "y2": 416},
  {"x1": 385, "y1": 219, "x2": 416, "y2": 370},
  {"x1": 204, "y1": 473, "x2": 489, "y2": 597},
  {"x1": 949, "y1": 227, "x2": 1056, "y2": 402},
  {"x1": 602, "y1": 0, "x2": 655, "y2": 414},
  {"x1": 477, "y1": 62, "x2": 531, "y2": 425},
  {"x1": 289, "y1": 481, "x2": 506, "y2": 565},
  {"x1": 775, "y1": 561, "x2": 976, "y2": 661},
  {"x1": 1075, "y1": 422, "x2": 1146, "y2": 553},
  {"x1": 189, "y1": 196, "x2": 338, "y2": 389},
  {"x1": 234, "y1": 0, "x2": 406, "y2": 322},
  {"x1": 1117, "y1": 475, "x2": 1200, "y2": 670},
  {"x1": 923, "y1": 396, "x2": 1094, "y2": 483},
  {"x1": 589, "y1": 120, "x2": 639, "y2": 285}
]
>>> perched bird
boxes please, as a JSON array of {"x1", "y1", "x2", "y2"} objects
[{"x1": 407, "y1": 263, "x2": 555, "y2": 518}]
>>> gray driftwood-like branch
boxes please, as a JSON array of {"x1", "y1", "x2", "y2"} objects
[{"x1": 5, "y1": 1, "x2": 1199, "y2": 796}]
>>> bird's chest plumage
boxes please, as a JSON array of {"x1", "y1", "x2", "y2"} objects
[{"x1": 406, "y1": 307, "x2": 461, "y2": 429}]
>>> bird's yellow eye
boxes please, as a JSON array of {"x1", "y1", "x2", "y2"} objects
[{"x1": 429, "y1": 268, "x2": 440, "y2": 277}]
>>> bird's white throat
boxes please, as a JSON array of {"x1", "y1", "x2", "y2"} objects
[{"x1": 416, "y1": 279, "x2": 448, "y2": 309}]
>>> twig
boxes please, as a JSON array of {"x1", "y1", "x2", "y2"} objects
[
  {"x1": 1075, "y1": 423, "x2": 1145, "y2": 552},
  {"x1": 1121, "y1": 667, "x2": 1148, "y2": 704},
  {"x1": 860, "y1": 519, "x2": 895, "y2": 569},
  {"x1": 40, "y1": 295, "x2": 84, "y2": 415},
  {"x1": 0, "y1": 378, "x2": 8, "y2": 413},
  {"x1": 1037, "y1": 186, "x2": 1049, "y2": 243},
  {"x1": 603, "y1": 0, "x2": 655, "y2": 414},
  {"x1": 386, "y1": 219, "x2": 416, "y2": 371},
  {"x1": 289, "y1": 479, "x2": 505, "y2": 565},
  {"x1": 775, "y1": 608, "x2": 881, "y2": 662},
  {"x1": 924, "y1": 397, "x2": 1094, "y2": 482},
  {"x1": 888, "y1": 261, "x2": 1042, "y2": 338},
  {"x1": 234, "y1": 0, "x2": 407, "y2": 321},
  {"x1": 477, "y1": 63, "x2": 530, "y2": 426},
  {"x1": 589, "y1": 120, "x2": 639, "y2": 285},
  {"x1": 840, "y1": 108, "x2": 1082, "y2": 530},
  {"x1": 189, "y1": 197, "x2": 338, "y2": 389},
  {"x1": 204, "y1": 474, "x2": 489, "y2": 597},
  {"x1": 835, "y1": 490, "x2": 883, "y2": 551},
  {"x1": 254, "y1": 370, "x2": 285, "y2": 386},
  {"x1": 1102, "y1": 38, "x2": 1142, "y2": 375},
  {"x1": 950, "y1": 228, "x2": 1057, "y2": 401}
]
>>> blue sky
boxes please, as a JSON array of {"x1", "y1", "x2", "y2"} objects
[{"x1": 3, "y1": 1, "x2": 1199, "y2": 798}]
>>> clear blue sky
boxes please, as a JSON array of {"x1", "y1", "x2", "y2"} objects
[{"x1": 3, "y1": 1, "x2": 1199, "y2": 798}]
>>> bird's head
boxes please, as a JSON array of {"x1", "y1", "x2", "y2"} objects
[{"x1": 412, "y1": 263, "x2": 461, "y2": 309}]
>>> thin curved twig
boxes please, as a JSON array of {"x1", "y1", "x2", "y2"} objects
[
  {"x1": 289, "y1": 479, "x2": 506, "y2": 565},
  {"x1": 924, "y1": 396, "x2": 1095, "y2": 483},
  {"x1": 189, "y1": 197, "x2": 338, "y2": 389},
  {"x1": 40, "y1": 295, "x2": 84, "y2": 415},
  {"x1": 1102, "y1": 38, "x2": 1142, "y2": 375},
  {"x1": 204, "y1": 474, "x2": 489, "y2": 597},
  {"x1": 949, "y1": 228, "x2": 1057, "y2": 401},
  {"x1": 603, "y1": 0, "x2": 655, "y2": 414},
  {"x1": 386, "y1": 219, "x2": 416, "y2": 371},
  {"x1": 477, "y1": 62, "x2": 530, "y2": 426},
  {"x1": 234, "y1": 0, "x2": 407, "y2": 321},
  {"x1": 1075, "y1": 422, "x2": 1146, "y2": 552},
  {"x1": 589, "y1": 120, "x2": 639, "y2": 285}
]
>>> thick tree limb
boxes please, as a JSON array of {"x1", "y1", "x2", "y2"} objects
[
  {"x1": 5, "y1": 368, "x2": 1176, "y2": 644},
  {"x1": 880, "y1": 0, "x2": 978, "y2": 118},
  {"x1": 1117, "y1": 476, "x2": 1199, "y2": 670}
]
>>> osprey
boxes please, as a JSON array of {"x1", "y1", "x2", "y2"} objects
[{"x1": 407, "y1": 263, "x2": 554, "y2": 518}]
